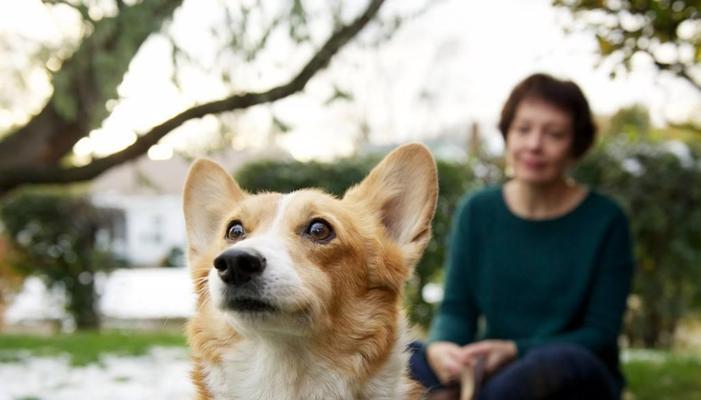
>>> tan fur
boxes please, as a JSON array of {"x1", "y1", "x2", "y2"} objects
[{"x1": 183, "y1": 143, "x2": 437, "y2": 399}]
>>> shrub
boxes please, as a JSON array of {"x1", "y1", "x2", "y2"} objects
[{"x1": 0, "y1": 190, "x2": 122, "y2": 329}]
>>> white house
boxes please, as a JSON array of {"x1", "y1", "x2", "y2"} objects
[{"x1": 92, "y1": 193, "x2": 185, "y2": 268}]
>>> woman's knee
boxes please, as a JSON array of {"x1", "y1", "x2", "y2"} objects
[
  {"x1": 525, "y1": 343, "x2": 597, "y2": 365},
  {"x1": 407, "y1": 341, "x2": 444, "y2": 391},
  {"x1": 479, "y1": 343, "x2": 618, "y2": 400}
]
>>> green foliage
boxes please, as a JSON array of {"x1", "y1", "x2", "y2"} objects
[
  {"x1": 555, "y1": 0, "x2": 701, "y2": 88},
  {"x1": 235, "y1": 155, "x2": 481, "y2": 328},
  {"x1": 0, "y1": 190, "x2": 122, "y2": 329},
  {"x1": 605, "y1": 104, "x2": 652, "y2": 138},
  {"x1": 574, "y1": 139, "x2": 701, "y2": 347},
  {"x1": 236, "y1": 157, "x2": 377, "y2": 197},
  {"x1": 0, "y1": 330, "x2": 186, "y2": 366}
]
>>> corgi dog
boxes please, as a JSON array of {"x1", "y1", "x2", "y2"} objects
[{"x1": 182, "y1": 143, "x2": 438, "y2": 400}]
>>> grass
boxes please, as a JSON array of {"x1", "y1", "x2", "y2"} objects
[
  {"x1": 623, "y1": 351, "x2": 701, "y2": 400},
  {"x1": 0, "y1": 333, "x2": 700, "y2": 399},
  {"x1": 0, "y1": 330, "x2": 186, "y2": 366}
]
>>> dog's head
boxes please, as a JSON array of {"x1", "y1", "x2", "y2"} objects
[{"x1": 183, "y1": 143, "x2": 437, "y2": 338}]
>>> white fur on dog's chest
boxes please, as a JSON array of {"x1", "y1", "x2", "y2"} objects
[
  {"x1": 205, "y1": 344, "x2": 352, "y2": 400},
  {"x1": 204, "y1": 336, "x2": 412, "y2": 400}
]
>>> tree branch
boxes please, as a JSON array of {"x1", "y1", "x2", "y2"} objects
[
  {"x1": 651, "y1": 58, "x2": 701, "y2": 92},
  {"x1": 0, "y1": 0, "x2": 184, "y2": 170},
  {"x1": 633, "y1": 46, "x2": 701, "y2": 92},
  {"x1": 0, "y1": 0, "x2": 386, "y2": 193},
  {"x1": 678, "y1": 66, "x2": 701, "y2": 92}
]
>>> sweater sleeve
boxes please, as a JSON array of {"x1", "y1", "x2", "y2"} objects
[
  {"x1": 428, "y1": 197, "x2": 480, "y2": 345},
  {"x1": 515, "y1": 210, "x2": 634, "y2": 357}
]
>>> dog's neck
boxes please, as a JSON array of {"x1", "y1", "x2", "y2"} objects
[{"x1": 203, "y1": 319, "x2": 414, "y2": 400}]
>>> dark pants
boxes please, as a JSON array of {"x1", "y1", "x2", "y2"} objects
[{"x1": 408, "y1": 342, "x2": 622, "y2": 400}]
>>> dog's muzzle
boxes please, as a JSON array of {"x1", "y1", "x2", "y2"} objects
[
  {"x1": 214, "y1": 248, "x2": 266, "y2": 286},
  {"x1": 213, "y1": 248, "x2": 278, "y2": 313}
]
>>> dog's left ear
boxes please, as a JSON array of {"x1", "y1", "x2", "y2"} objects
[
  {"x1": 183, "y1": 159, "x2": 246, "y2": 257},
  {"x1": 344, "y1": 143, "x2": 438, "y2": 267}
]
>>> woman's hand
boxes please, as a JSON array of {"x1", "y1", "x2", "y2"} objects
[
  {"x1": 461, "y1": 340, "x2": 517, "y2": 375},
  {"x1": 426, "y1": 341, "x2": 470, "y2": 384}
]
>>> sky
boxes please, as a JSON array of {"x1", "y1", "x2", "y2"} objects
[{"x1": 1, "y1": 0, "x2": 699, "y2": 162}]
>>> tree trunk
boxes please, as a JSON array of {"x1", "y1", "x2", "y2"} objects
[{"x1": 66, "y1": 274, "x2": 99, "y2": 330}]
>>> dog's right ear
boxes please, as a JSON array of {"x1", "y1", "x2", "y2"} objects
[{"x1": 183, "y1": 159, "x2": 245, "y2": 256}]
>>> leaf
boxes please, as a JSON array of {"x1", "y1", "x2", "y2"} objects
[{"x1": 596, "y1": 33, "x2": 616, "y2": 55}]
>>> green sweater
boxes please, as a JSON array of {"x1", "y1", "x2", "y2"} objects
[{"x1": 428, "y1": 186, "x2": 634, "y2": 378}]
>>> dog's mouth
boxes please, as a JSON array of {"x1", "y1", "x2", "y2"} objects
[{"x1": 224, "y1": 296, "x2": 278, "y2": 313}]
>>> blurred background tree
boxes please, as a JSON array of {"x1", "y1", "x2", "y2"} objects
[
  {"x1": 0, "y1": 0, "x2": 388, "y2": 196},
  {"x1": 554, "y1": 0, "x2": 701, "y2": 139},
  {"x1": 554, "y1": 0, "x2": 700, "y2": 91},
  {"x1": 0, "y1": 191, "x2": 123, "y2": 329}
]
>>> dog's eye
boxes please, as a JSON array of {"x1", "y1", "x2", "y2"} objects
[
  {"x1": 226, "y1": 221, "x2": 246, "y2": 241},
  {"x1": 305, "y1": 219, "x2": 335, "y2": 243}
]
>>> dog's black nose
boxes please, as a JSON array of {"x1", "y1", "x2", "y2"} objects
[{"x1": 213, "y1": 248, "x2": 266, "y2": 285}]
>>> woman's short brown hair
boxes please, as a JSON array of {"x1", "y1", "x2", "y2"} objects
[{"x1": 498, "y1": 73, "x2": 596, "y2": 159}]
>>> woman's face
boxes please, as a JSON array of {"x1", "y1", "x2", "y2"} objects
[{"x1": 505, "y1": 97, "x2": 575, "y2": 185}]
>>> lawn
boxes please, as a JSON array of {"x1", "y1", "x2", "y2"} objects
[
  {"x1": 0, "y1": 332, "x2": 700, "y2": 399},
  {"x1": 0, "y1": 330, "x2": 186, "y2": 365},
  {"x1": 623, "y1": 350, "x2": 701, "y2": 400}
]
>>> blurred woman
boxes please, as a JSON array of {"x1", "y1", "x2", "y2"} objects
[{"x1": 410, "y1": 73, "x2": 634, "y2": 400}]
